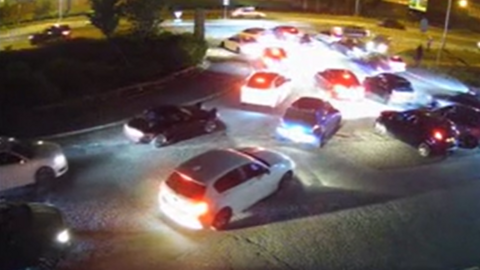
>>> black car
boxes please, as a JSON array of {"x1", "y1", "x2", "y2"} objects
[
  {"x1": 374, "y1": 110, "x2": 459, "y2": 157},
  {"x1": 431, "y1": 105, "x2": 480, "y2": 148},
  {"x1": 315, "y1": 69, "x2": 364, "y2": 100},
  {"x1": 434, "y1": 92, "x2": 480, "y2": 110},
  {"x1": 363, "y1": 73, "x2": 415, "y2": 104},
  {"x1": 123, "y1": 104, "x2": 219, "y2": 148},
  {"x1": 378, "y1": 18, "x2": 406, "y2": 30},
  {"x1": 29, "y1": 24, "x2": 71, "y2": 46},
  {"x1": 0, "y1": 202, "x2": 71, "y2": 270},
  {"x1": 276, "y1": 97, "x2": 342, "y2": 147}
]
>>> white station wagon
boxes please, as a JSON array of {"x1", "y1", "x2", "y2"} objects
[
  {"x1": 159, "y1": 147, "x2": 295, "y2": 230},
  {"x1": 0, "y1": 137, "x2": 68, "y2": 193}
]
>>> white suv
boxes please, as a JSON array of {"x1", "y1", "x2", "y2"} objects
[{"x1": 159, "y1": 147, "x2": 295, "y2": 230}]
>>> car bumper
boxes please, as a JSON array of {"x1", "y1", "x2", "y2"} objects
[
  {"x1": 158, "y1": 193, "x2": 204, "y2": 230},
  {"x1": 276, "y1": 126, "x2": 319, "y2": 145}
]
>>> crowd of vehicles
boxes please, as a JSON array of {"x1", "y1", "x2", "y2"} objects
[{"x1": 2, "y1": 20, "x2": 480, "y2": 267}]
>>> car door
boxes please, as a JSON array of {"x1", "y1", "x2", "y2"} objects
[
  {"x1": 239, "y1": 162, "x2": 273, "y2": 201},
  {"x1": 384, "y1": 112, "x2": 407, "y2": 138},
  {"x1": 0, "y1": 152, "x2": 29, "y2": 192},
  {"x1": 168, "y1": 109, "x2": 199, "y2": 141},
  {"x1": 213, "y1": 168, "x2": 256, "y2": 214},
  {"x1": 322, "y1": 105, "x2": 339, "y2": 136},
  {"x1": 401, "y1": 114, "x2": 423, "y2": 144}
]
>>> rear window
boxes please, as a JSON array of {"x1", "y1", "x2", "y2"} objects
[
  {"x1": 283, "y1": 108, "x2": 317, "y2": 126},
  {"x1": 166, "y1": 171, "x2": 206, "y2": 200},
  {"x1": 246, "y1": 73, "x2": 276, "y2": 89}
]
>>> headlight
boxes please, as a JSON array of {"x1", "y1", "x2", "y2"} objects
[
  {"x1": 54, "y1": 155, "x2": 66, "y2": 166},
  {"x1": 56, "y1": 229, "x2": 70, "y2": 243}
]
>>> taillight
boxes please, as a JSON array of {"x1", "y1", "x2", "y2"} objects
[
  {"x1": 433, "y1": 130, "x2": 444, "y2": 141},
  {"x1": 189, "y1": 202, "x2": 209, "y2": 216}
]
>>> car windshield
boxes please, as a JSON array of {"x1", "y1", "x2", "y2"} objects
[
  {"x1": 166, "y1": 171, "x2": 206, "y2": 200},
  {"x1": 283, "y1": 108, "x2": 317, "y2": 126}
]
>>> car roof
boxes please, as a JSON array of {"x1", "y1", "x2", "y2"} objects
[
  {"x1": 175, "y1": 149, "x2": 253, "y2": 185},
  {"x1": 291, "y1": 97, "x2": 329, "y2": 110}
]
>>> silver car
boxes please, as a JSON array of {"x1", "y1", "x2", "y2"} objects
[
  {"x1": 159, "y1": 147, "x2": 295, "y2": 230},
  {"x1": 0, "y1": 137, "x2": 68, "y2": 192}
]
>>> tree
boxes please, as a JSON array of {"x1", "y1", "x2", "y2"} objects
[
  {"x1": 34, "y1": 0, "x2": 53, "y2": 20},
  {"x1": 0, "y1": 3, "x2": 18, "y2": 26},
  {"x1": 122, "y1": 0, "x2": 165, "y2": 37},
  {"x1": 88, "y1": 0, "x2": 122, "y2": 38}
]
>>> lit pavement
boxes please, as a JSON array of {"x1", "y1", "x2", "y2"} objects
[{"x1": 7, "y1": 18, "x2": 480, "y2": 270}]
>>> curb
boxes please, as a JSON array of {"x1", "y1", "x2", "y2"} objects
[{"x1": 42, "y1": 82, "x2": 234, "y2": 140}]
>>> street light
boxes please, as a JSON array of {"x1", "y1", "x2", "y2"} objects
[
  {"x1": 436, "y1": 0, "x2": 468, "y2": 65},
  {"x1": 58, "y1": 0, "x2": 63, "y2": 22}
]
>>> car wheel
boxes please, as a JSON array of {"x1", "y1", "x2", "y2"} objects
[
  {"x1": 374, "y1": 121, "x2": 387, "y2": 135},
  {"x1": 277, "y1": 171, "x2": 293, "y2": 191},
  {"x1": 35, "y1": 167, "x2": 55, "y2": 185},
  {"x1": 220, "y1": 41, "x2": 225, "y2": 48},
  {"x1": 152, "y1": 134, "x2": 168, "y2": 148},
  {"x1": 212, "y1": 208, "x2": 232, "y2": 230},
  {"x1": 460, "y1": 134, "x2": 478, "y2": 149},
  {"x1": 204, "y1": 120, "x2": 217, "y2": 133},
  {"x1": 417, "y1": 143, "x2": 432, "y2": 157}
]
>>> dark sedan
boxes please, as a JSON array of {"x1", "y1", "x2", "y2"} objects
[
  {"x1": 434, "y1": 92, "x2": 480, "y2": 110},
  {"x1": 331, "y1": 38, "x2": 366, "y2": 58},
  {"x1": 374, "y1": 110, "x2": 459, "y2": 157},
  {"x1": 276, "y1": 97, "x2": 342, "y2": 147},
  {"x1": 315, "y1": 69, "x2": 364, "y2": 100},
  {"x1": 123, "y1": 104, "x2": 219, "y2": 148},
  {"x1": 363, "y1": 73, "x2": 415, "y2": 104},
  {"x1": 431, "y1": 104, "x2": 480, "y2": 148},
  {"x1": 0, "y1": 202, "x2": 71, "y2": 270},
  {"x1": 29, "y1": 24, "x2": 71, "y2": 46}
]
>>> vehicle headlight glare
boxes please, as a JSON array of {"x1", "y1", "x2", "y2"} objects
[
  {"x1": 54, "y1": 155, "x2": 66, "y2": 165},
  {"x1": 56, "y1": 229, "x2": 70, "y2": 243}
]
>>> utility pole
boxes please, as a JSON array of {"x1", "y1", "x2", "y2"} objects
[
  {"x1": 58, "y1": 0, "x2": 63, "y2": 21},
  {"x1": 436, "y1": 0, "x2": 452, "y2": 65},
  {"x1": 355, "y1": 0, "x2": 361, "y2": 16}
]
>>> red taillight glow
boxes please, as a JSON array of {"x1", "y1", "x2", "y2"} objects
[
  {"x1": 62, "y1": 30, "x2": 70, "y2": 36},
  {"x1": 255, "y1": 77, "x2": 266, "y2": 83},
  {"x1": 190, "y1": 201, "x2": 209, "y2": 216},
  {"x1": 433, "y1": 130, "x2": 444, "y2": 140},
  {"x1": 342, "y1": 73, "x2": 351, "y2": 79}
]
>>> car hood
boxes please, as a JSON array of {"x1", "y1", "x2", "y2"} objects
[
  {"x1": 237, "y1": 147, "x2": 292, "y2": 167},
  {"x1": 32, "y1": 141, "x2": 63, "y2": 159}
]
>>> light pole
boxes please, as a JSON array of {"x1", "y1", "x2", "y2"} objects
[
  {"x1": 354, "y1": 0, "x2": 360, "y2": 16},
  {"x1": 436, "y1": 0, "x2": 468, "y2": 65},
  {"x1": 58, "y1": 0, "x2": 63, "y2": 22}
]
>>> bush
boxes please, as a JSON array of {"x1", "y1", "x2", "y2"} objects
[{"x1": 0, "y1": 32, "x2": 207, "y2": 109}]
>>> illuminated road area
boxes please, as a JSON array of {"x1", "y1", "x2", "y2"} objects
[{"x1": 24, "y1": 20, "x2": 480, "y2": 269}]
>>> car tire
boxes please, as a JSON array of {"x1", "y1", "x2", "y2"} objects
[
  {"x1": 35, "y1": 167, "x2": 55, "y2": 186},
  {"x1": 204, "y1": 120, "x2": 217, "y2": 133},
  {"x1": 152, "y1": 134, "x2": 168, "y2": 148},
  {"x1": 374, "y1": 121, "x2": 387, "y2": 135},
  {"x1": 220, "y1": 41, "x2": 225, "y2": 48},
  {"x1": 277, "y1": 171, "x2": 293, "y2": 191},
  {"x1": 212, "y1": 208, "x2": 232, "y2": 230},
  {"x1": 417, "y1": 143, "x2": 432, "y2": 158}
]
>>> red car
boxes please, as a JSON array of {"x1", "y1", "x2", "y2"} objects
[{"x1": 315, "y1": 69, "x2": 364, "y2": 100}]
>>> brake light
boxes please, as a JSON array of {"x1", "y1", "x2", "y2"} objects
[
  {"x1": 189, "y1": 201, "x2": 209, "y2": 216},
  {"x1": 62, "y1": 30, "x2": 70, "y2": 36},
  {"x1": 433, "y1": 130, "x2": 444, "y2": 140},
  {"x1": 255, "y1": 77, "x2": 266, "y2": 83},
  {"x1": 342, "y1": 73, "x2": 351, "y2": 79},
  {"x1": 270, "y1": 48, "x2": 281, "y2": 56}
]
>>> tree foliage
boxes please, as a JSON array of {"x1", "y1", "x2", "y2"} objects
[
  {"x1": 34, "y1": 0, "x2": 53, "y2": 19},
  {"x1": 88, "y1": 0, "x2": 122, "y2": 37},
  {"x1": 0, "y1": 3, "x2": 18, "y2": 26},
  {"x1": 121, "y1": 0, "x2": 165, "y2": 37}
]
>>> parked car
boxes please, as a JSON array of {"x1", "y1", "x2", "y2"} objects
[
  {"x1": 0, "y1": 137, "x2": 68, "y2": 193},
  {"x1": 363, "y1": 73, "x2": 415, "y2": 104},
  {"x1": 276, "y1": 97, "x2": 342, "y2": 147},
  {"x1": 378, "y1": 18, "x2": 406, "y2": 30},
  {"x1": 240, "y1": 71, "x2": 292, "y2": 107},
  {"x1": 430, "y1": 104, "x2": 480, "y2": 148},
  {"x1": 315, "y1": 69, "x2": 364, "y2": 100},
  {"x1": 29, "y1": 24, "x2": 71, "y2": 46},
  {"x1": 341, "y1": 25, "x2": 370, "y2": 38},
  {"x1": 374, "y1": 110, "x2": 459, "y2": 157},
  {"x1": 231, "y1": 6, "x2": 266, "y2": 18},
  {"x1": 271, "y1": 25, "x2": 301, "y2": 41},
  {"x1": 123, "y1": 104, "x2": 219, "y2": 148},
  {"x1": 158, "y1": 147, "x2": 295, "y2": 230},
  {"x1": 365, "y1": 35, "x2": 392, "y2": 54},
  {"x1": 220, "y1": 35, "x2": 262, "y2": 56},
  {"x1": 0, "y1": 202, "x2": 71, "y2": 270}
]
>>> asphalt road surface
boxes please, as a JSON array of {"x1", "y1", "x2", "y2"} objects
[{"x1": 6, "y1": 18, "x2": 480, "y2": 270}]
